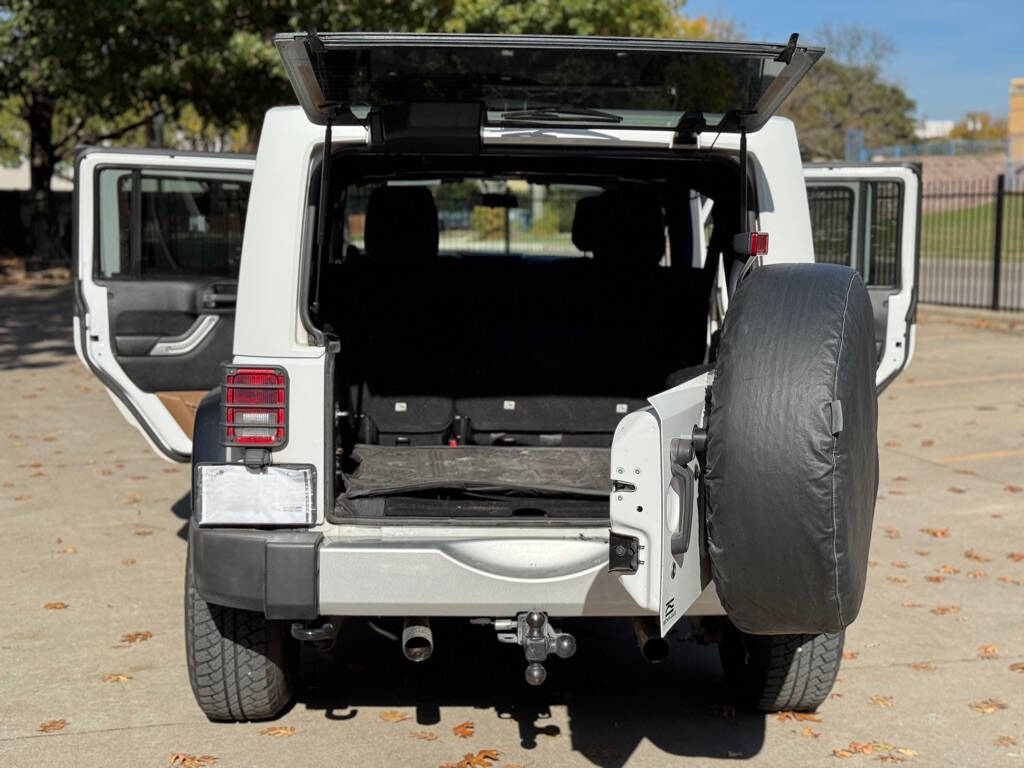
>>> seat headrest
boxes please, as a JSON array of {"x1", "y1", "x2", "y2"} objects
[
  {"x1": 570, "y1": 190, "x2": 665, "y2": 266},
  {"x1": 571, "y1": 196, "x2": 604, "y2": 253},
  {"x1": 364, "y1": 186, "x2": 439, "y2": 262}
]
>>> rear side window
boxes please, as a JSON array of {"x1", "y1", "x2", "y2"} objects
[
  {"x1": 807, "y1": 180, "x2": 902, "y2": 288},
  {"x1": 96, "y1": 168, "x2": 251, "y2": 279}
]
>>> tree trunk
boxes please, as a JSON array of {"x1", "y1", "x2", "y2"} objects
[{"x1": 27, "y1": 95, "x2": 61, "y2": 268}]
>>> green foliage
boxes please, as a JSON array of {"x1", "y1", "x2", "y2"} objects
[
  {"x1": 780, "y1": 26, "x2": 917, "y2": 160},
  {"x1": 950, "y1": 112, "x2": 1008, "y2": 141}
]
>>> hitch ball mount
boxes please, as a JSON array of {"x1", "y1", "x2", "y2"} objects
[{"x1": 496, "y1": 611, "x2": 577, "y2": 685}]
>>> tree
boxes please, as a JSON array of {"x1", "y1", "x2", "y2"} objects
[
  {"x1": 950, "y1": 112, "x2": 1008, "y2": 141},
  {"x1": 0, "y1": 0, "x2": 710, "y2": 263},
  {"x1": 780, "y1": 26, "x2": 917, "y2": 160}
]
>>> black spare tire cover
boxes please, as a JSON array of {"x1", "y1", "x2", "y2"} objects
[{"x1": 705, "y1": 263, "x2": 878, "y2": 635}]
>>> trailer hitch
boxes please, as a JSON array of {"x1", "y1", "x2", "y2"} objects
[{"x1": 495, "y1": 611, "x2": 577, "y2": 685}]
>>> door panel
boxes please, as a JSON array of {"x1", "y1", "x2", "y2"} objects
[
  {"x1": 804, "y1": 164, "x2": 921, "y2": 391},
  {"x1": 609, "y1": 372, "x2": 710, "y2": 634},
  {"x1": 74, "y1": 149, "x2": 255, "y2": 461}
]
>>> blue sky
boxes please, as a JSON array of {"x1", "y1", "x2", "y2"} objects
[{"x1": 685, "y1": 0, "x2": 1022, "y2": 120}]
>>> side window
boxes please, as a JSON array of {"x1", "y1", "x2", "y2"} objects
[
  {"x1": 807, "y1": 186, "x2": 855, "y2": 266},
  {"x1": 96, "y1": 168, "x2": 252, "y2": 279},
  {"x1": 807, "y1": 180, "x2": 902, "y2": 288}
]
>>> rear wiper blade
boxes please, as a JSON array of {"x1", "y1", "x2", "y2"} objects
[{"x1": 498, "y1": 105, "x2": 623, "y2": 124}]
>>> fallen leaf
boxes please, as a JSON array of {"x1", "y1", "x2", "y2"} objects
[
  {"x1": 122, "y1": 493, "x2": 141, "y2": 505},
  {"x1": 887, "y1": 575, "x2": 908, "y2": 585},
  {"x1": 908, "y1": 662, "x2": 935, "y2": 671},
  {"x1": 938, "y1": 565, "x2": 960, "y2": 574},
  {"x1": 1008, "y1": 552, "x2": 1024, "y2": 562},
  {"x1": 892, "y1": 475, "x2": 909, "y2": 482},
  {"x1": 30, "y1": 470, "x2": 45, "y2": 477},
  {"x1": 100, "y1": 673, "x2": 132, "y2": 682},
  {"x1": 118, "y1": 630, "x2": 153, "y2": 646},
  {"x1": 978, "y1": 644, "x2": 999, "y2": 659},
  {"x1": 995, "y1": 735, "x2": 1018, "y2": 747},
  {"x1": 57, "y1": 546, "x2": 76, "y2": 555},
  {"x1": 1005, "y1": 484, "x2": 1022, "y2": 493},
  {"x1": 871, "y1": 695, "x2": 894, "y2": 708},
  {"x1": 1010, "y1": 662, "x2": 1024, "y2": 673},
  {"x1": 801, "y1": 726, "x2": 821, "y2": 738},
  {"x1": 998, "y1": 575, "x2": 1024, "y2": 586},
  {"x1": 129, "y1": 475, "x2": 148, "y2": 480},
  {"x1": 891, "y1": 561, "x2": 907, "y2": 568},
  {"x1": 948, "y1": 486, "x2": 966, "y2": 494},
  {"x1": 44, "y1": 601, "x2": 68, "y2": 610},
  {"x1": 410, "y1": 731, "x2": 438, "y2": 741},
  {"x1": 441, "y1": 749, "x2": 501, "y2": 768},
  {"x1": 378, "y1": 710, "x2": 411, "y2": 723},
  {"x1": 921, "y1": 527, "x2": 950, "y2": 538},
  {"x1": 965, "y1": 549, "x2": 991, "y2": 562},
  {"x1": 884, "y1": 440, "x2": 901, "y2": 447},
  {"x1": 163, "y1": 467, "x2": 181, "y2": 473},
  {"x1": 968, "y1": 698, "x2": 1007, "y2": 715},
  {"x1": 991, "y1": 513, "x2": 1003, "y2": 519},
  {"x1": 168, "y1": 755, "x2": 217, "y2": 767},
  {"x1": 100, "y1": 468, "x2": 112, "y2": 476},
  {"x1": 42, "y1": 436, "x2": 56, "y2": 442},
  {"x1": 914, "y1": 549, "x2": 930, "y2": 557},
  {"x1": 134, "y1": 529, "x2": 152, "y2": 537},
  {"x1": 843, "y1": 651, "x2": 858, "y2": 660},
  {"x1": 925, "y1": 575, "x2": 946, "y2": 583},
  {"x1": 453, "y1": 720, "x2": 475, "y2": 738},
  {"x1": 901, "y1": 600, "x2": 923, "y2": 608},
  {"x1": 920, "y1": 438, "x2": 934, "y2": 447},
  {"x1": 121, "y1": 559, "x2": 136, "y2": 567},
  {"x1": 967, "y1": 569, "x2": 987, "y2": 579},
  {"x1": 775, "y1": 711, "x2": 822, "y2": 722},
  {"x1": 881, "y1": 526, "x2": 900, "y2": 539},
  {"x1": 931, "y1": 604, "x2": 960, "y2": 615},
  {"x1": 14, "y1": 494, "x2": 32, "y2": 501},
  {"x1": 259, "y1": 726, "x2": 295, "y2": 737},
  {"x1": 38, "y1": 719, "x2": 67, "y2": 733},
  {"x1": 868, "y1": 559, "x2": 879, "y2": 567},
  {"x1": 952, "y1": 468, "x2": 976, "y2": 476}
]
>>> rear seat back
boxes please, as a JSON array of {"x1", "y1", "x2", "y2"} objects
[
  {"x1": 345, "y1": 184, "x2": 709, "y2": 447},
  {"x1": 358, "y1": 186, "x2": 455, "y2": 444}
]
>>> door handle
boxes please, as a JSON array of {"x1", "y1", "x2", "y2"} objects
[{"x1": 199, "y1": 283, "x2": 237, "y2": 311}]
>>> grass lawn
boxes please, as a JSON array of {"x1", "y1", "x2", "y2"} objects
[{"x1": 921, "y1": 195, "x2": 1024, "y2": 261}]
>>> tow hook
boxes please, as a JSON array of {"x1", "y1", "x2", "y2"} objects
[{"x1": 495, "y1": 611, "x2": 577, "y2": 685}]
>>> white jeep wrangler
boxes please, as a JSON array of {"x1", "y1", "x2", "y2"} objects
[{"x1": 73, "y1": 32, "x2": 920, "y2": 721}]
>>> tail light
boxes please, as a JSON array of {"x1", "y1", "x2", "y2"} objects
[
  {"x1": 733, "y1": 231, "x2": 769, "y2": 256},
  {"x1": 221, "y1": 366, "x2": 287, "y2": 447}
]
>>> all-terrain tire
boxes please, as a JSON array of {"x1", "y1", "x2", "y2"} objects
[
  {"x1": 718, "y1": 624, "x2": 844, "y2": 712},
  {"x1": 184, "y1": 550, "x2": 297, "y2": 721}
]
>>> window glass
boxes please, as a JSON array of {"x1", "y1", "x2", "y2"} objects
[
  {"x1": 807, "y1": 186, "x2": 855, "y2": 267},
  {"x1": 96, "y1": 168, "x2": 251, "y2": 278},
  {"x1": 345, "y1": 180, "x2": 607, "y2": 259},
  {"x1": 866, "y1": 181, "x2": 901, "y2": 286}
]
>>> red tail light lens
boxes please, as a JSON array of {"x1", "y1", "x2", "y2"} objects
[{"x1": 222, "y1": 367, "x2": 287, "y2": 447}]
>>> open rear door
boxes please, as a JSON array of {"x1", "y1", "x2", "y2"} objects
[
  {"x1": 804, "y1": 163, "x2": 921, "y2": 391},
  {"x1": 73, "y1": 148, "x2": 255, "y2": 460},
  {"x1": 608, "y1": 373, "x2": 710, "y2": 635}
]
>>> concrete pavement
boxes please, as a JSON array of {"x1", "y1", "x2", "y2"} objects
[{"x1": 1, "y1": 284, "x2": 1022, "y2": 767}]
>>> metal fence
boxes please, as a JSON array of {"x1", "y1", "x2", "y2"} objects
[{"x1": 919, "y1": 174, "x2": 1024, "y2": 312}]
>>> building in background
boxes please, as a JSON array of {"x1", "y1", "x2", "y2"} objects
[
  {"x1": 914, "y1": 120, "x2": 954, "y2": 140},
  {"x1": 1010, "y1": 78, "x2": 1024, "y2": 178}
]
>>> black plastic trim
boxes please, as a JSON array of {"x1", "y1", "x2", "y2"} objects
[{"x1": 188, "y1": 520, "x2": 322, "y2": 619}]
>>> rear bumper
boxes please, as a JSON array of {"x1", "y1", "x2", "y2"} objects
[{"x1": 190, "y1": 523, "x2": 725, "y2": 619}]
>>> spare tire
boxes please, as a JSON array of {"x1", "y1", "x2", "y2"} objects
[{"x1": 705, "y1": 263, "x2": 878, "y2": 635}]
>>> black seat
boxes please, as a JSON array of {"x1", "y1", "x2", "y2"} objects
[{"x1": 358, "y1": 186, "x2": 455, "y2": 445}]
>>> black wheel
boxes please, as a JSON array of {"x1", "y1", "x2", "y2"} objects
[
  {"x1": 718, "y1": 623, "x2": 844, "y2": 712},
  {"x1": 184, "y1": 549, "x2": 297, "y2": 721}
]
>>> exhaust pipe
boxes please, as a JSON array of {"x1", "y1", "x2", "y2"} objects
[
  {"x1": 633, "y1": 617, "x2": 670, "y2": 663},
  {"x1": 402, "y1": 618, "x2": 434, "y2": 662}
]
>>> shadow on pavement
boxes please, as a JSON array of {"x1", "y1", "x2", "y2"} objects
[
  {"x1": 300, "y1": 617, "x2": 766, "y2": 766},
  {"x1": 0, "y1": 284, "x2": 75, "y2": 370}
]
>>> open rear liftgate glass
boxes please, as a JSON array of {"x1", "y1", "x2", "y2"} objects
[{"x1": 278, "y1": 31, "x2": 822, "y2": 635}]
